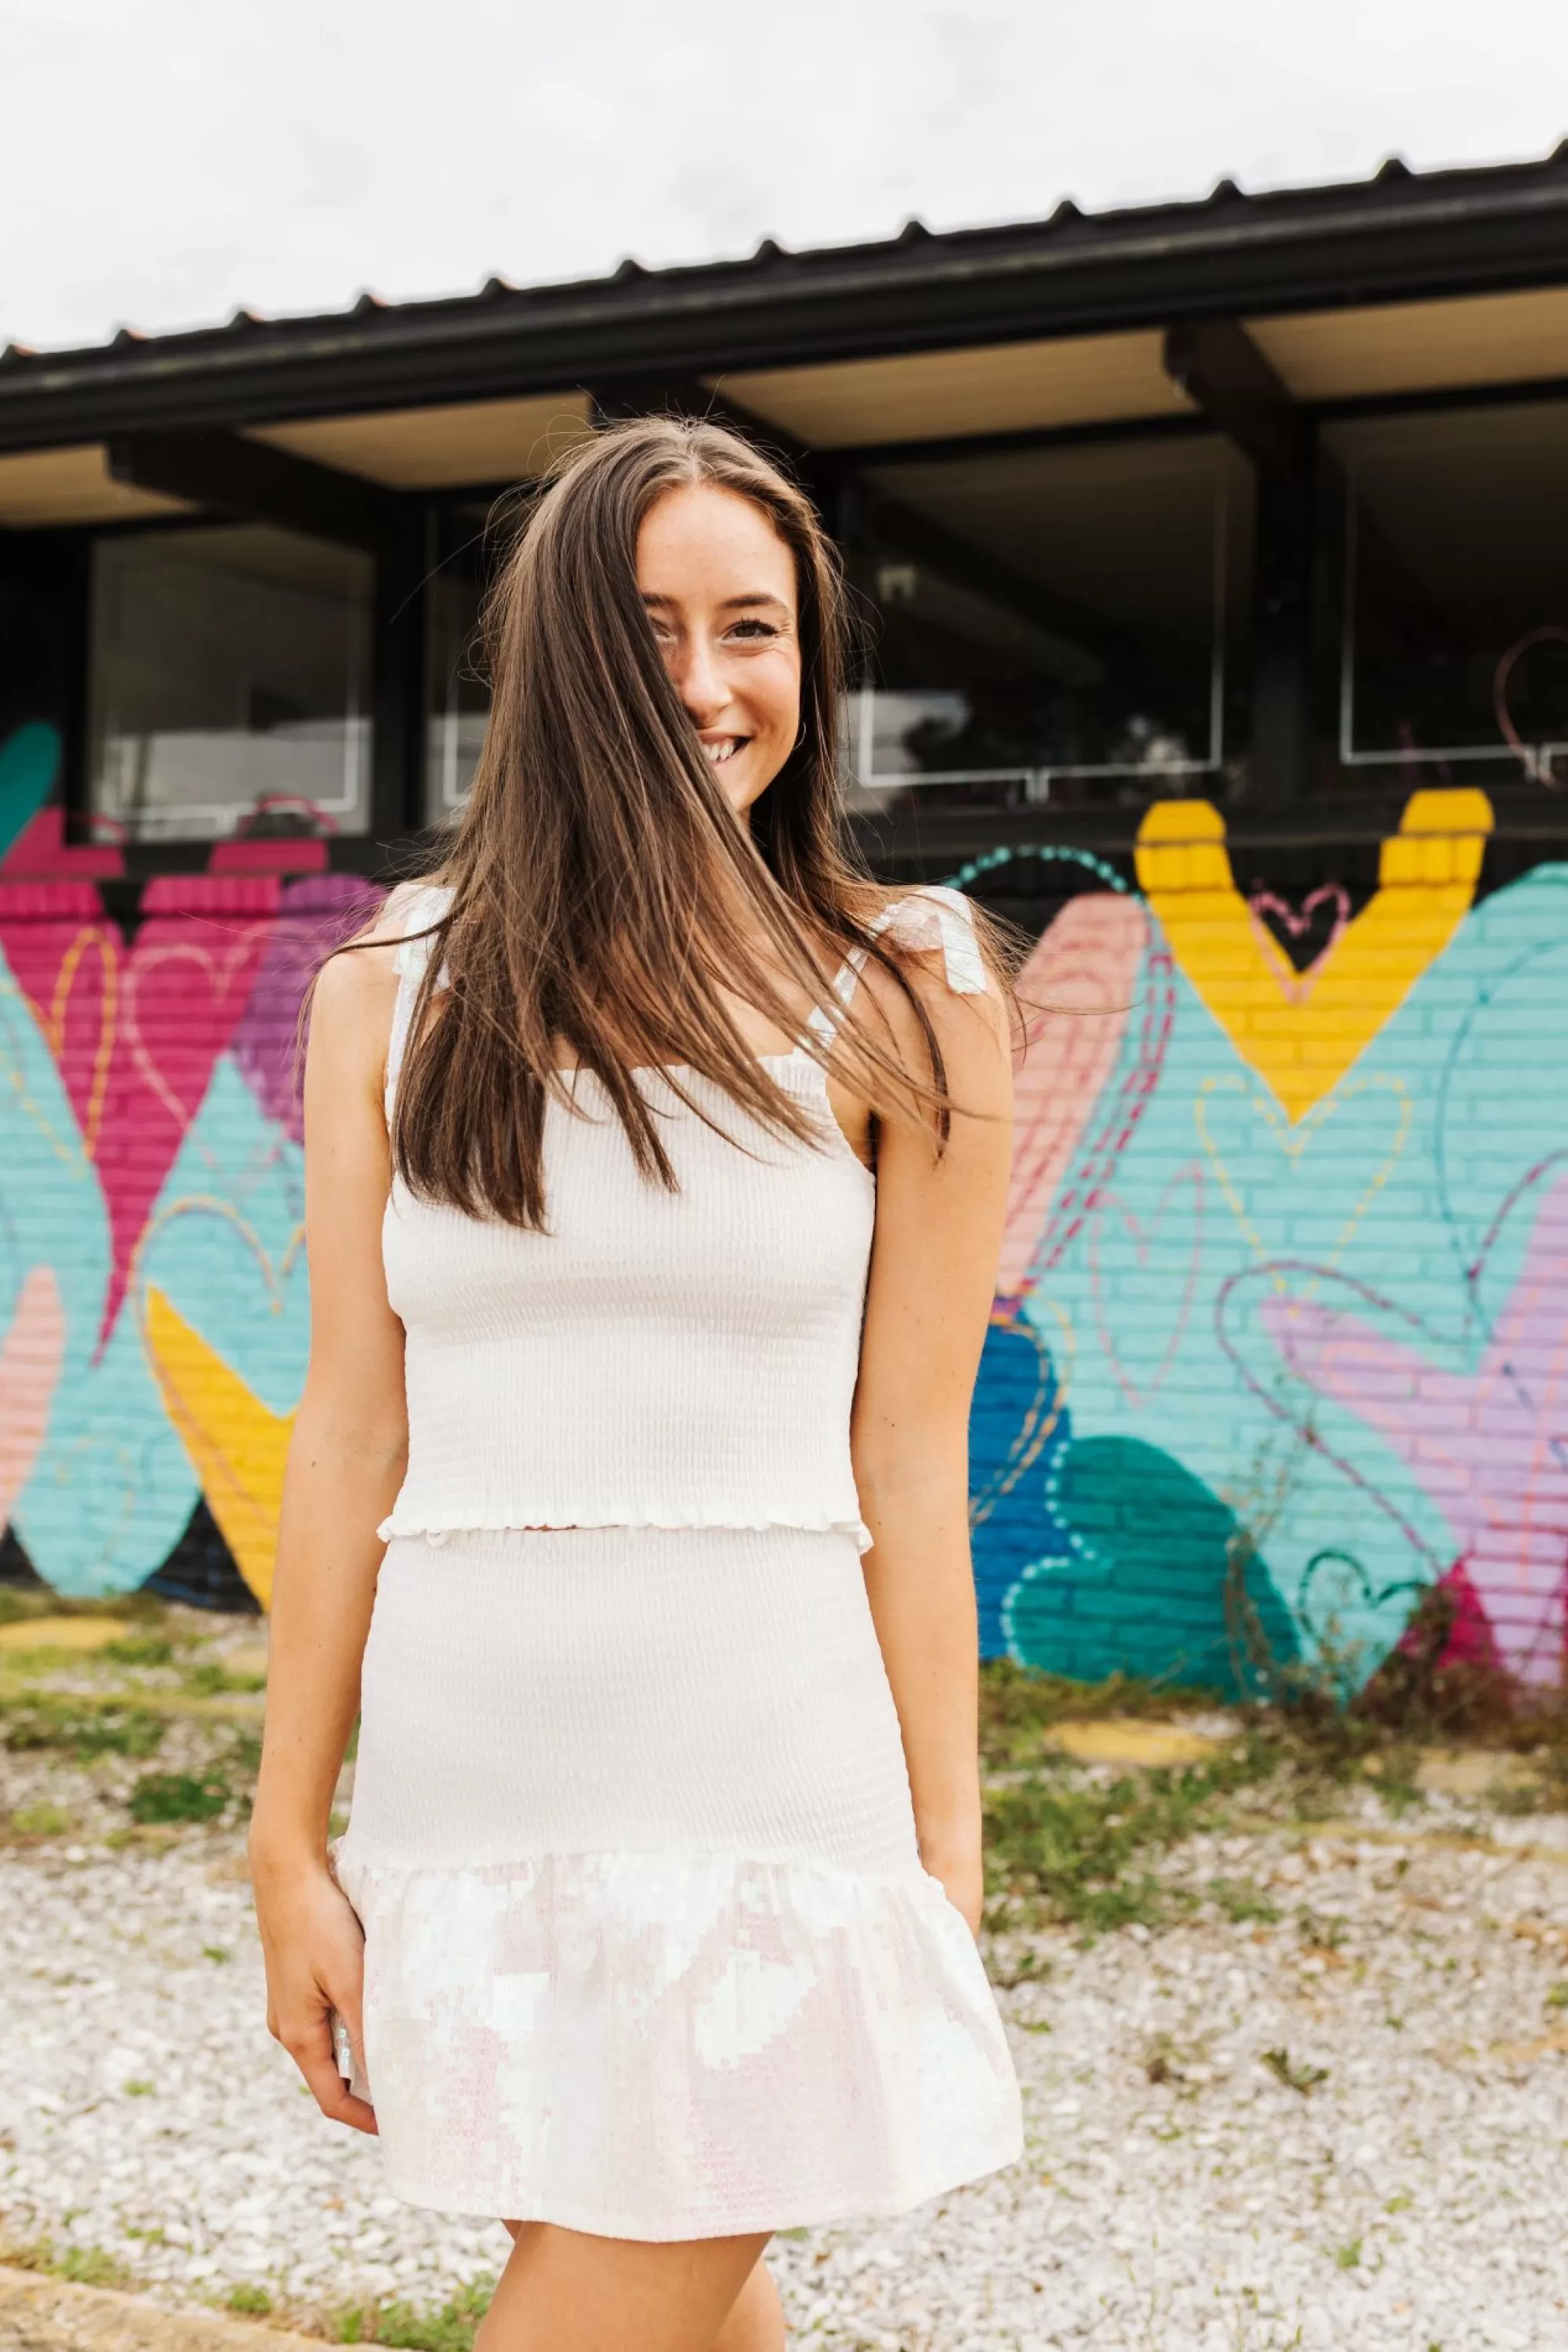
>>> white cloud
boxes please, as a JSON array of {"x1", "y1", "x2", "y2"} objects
[{"x1": 1, "y1": 0, "x2": 1564, "y2": 350}]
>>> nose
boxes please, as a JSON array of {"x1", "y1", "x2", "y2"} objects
[{"x1": 669, "y1": 630, "x2": 728, "y2": 728}]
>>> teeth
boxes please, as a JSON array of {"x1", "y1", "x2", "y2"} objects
[{"x1": 702, "y1": 739, "x2": 741, "y2": 763}]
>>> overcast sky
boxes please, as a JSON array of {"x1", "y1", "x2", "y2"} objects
[{"x1": 3, "y1": 0, "x2": 1566, "y2": 353}]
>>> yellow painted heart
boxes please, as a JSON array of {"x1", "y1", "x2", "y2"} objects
[
  {"x1": 143, "y1": 1286, "x2": 292, "y2": 1609},
  {"x1": 1136, "y1": 788, "x2": 1492, "y2": 1122}
]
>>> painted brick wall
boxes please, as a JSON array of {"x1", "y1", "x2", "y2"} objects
[
  {"x1": 972, "y1": 786, "x2": 1568, "y2": 1695},
  {"x1": 2, "y1": 717, "x2": 1565, "y2": 1693}
]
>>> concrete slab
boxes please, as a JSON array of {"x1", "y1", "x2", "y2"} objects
[
  {"x1": 1415, "y1": 1748, "x2": 1541, "y2": 1799},
  {"x1": 0, "y1": 2269, "x2": 319, "y2": 2351},
  {"x1": 1047, "y1": 1717, "x2": 1228, "y2": 1768},
  {"x1": 0, "y1": 1620, "x2": 125, "y2": 1656}
]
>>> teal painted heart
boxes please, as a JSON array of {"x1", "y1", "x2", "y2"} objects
[
  {"x1": 0, "y1": 724, "x2": 62, "y2": 863},
  {"x1": 1003, "y1": 1435, "x2": 1301, "y2": 1698}
]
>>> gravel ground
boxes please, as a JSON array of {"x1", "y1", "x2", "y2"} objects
[{"x1": 5, "y1": 1713, "x2": 1568, "y2": 2352}]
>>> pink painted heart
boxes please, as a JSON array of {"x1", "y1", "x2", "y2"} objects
[
  {"x1": 1000, "y1": 893, "x2": 1159, "y2": 1297},
  {"x1": 0, "y1": 877, "x2": 276, "y2": 1349},
  {"x1": 1087, "y1": 1162, "x2": 1206, "y2": 1409},
  {"x1": 1260, "y1": 1169, "x2": 1568, "y2": 1685},
  {"x1": 0, "y1": 1266, "x2": 65, "y2": 1530},
  {"x1": 0, "y1": 885, "x2": 122, "y2": 1160},
  {"x1": 106, "y1": 880, "x2": 277, "y2": 1344},
  {"x1": 1247, "y1": 884, "x2": 1350, "y2": 999},
  {"x1": 1494, "y1": 624, "x2": 1568, "y2": 788}
]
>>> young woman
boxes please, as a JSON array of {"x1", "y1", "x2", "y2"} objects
[{"x1": 249, "y1": 418, "x2": 1022, "y2": 2352}]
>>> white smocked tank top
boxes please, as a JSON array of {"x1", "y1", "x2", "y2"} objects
[{"x1": 376, "y1": 881, "x2": 985, "y2": 1555}]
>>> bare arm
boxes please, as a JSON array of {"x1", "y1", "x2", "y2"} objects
[
  {"x1": 249, "y1": 933, "x2": 408, "y2": 2132},
  {"x1": 851, "y1": 958, "x2": 1011, "y2": 1935}
]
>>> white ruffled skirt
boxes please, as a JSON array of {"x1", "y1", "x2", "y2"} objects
[{"x1": 335, "y1": 1526, "x2": 1022, "y2": 2238}]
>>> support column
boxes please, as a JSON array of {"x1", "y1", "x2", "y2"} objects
[
  {"x1": 1164, "y1": 320, "x2": 1317, "y2": 807},
  {"x1": 369, "y1": 514, "x2": 427, "y2": 842}
]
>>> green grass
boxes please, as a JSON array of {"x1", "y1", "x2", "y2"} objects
[
  {"x1": 127, "y1": 1769, "x2": 230, "y2": 1825},
  {"x1": 53, "y1": 2245, "x2": 129, "y2": 2288},
  {"x1": 0, "y1": 1694, "x2": 166, "y2": 1761},
  {"x1": 332, "y1": 2280, "x2": 495, "y2": 2348},
  {"x1": 227, "y1": 2283, "x2": 273, "y2": 2314},
  {"x1": 978, "y1": 1658, "x2": 1209, "y2": 1769},
  {"x1": 0, "y1": 1592, "x2": 154, "y2": 1630},
  {"x1": 967, "y1": 1652, "x2": 1568, "y2": 1937},
  {"x1": 1205, "y1": 1875, "x2": 1282, "y2": 1926},
  {"x1": 182, "y1": 1661, "x2": 267, "y2": 1697},
  {"x1": 982, "y1": 1725, "x2": 1288, "y2": 1933},
  {"x1": 103, "y1": 1634, "x2": 175, "y2": 1668},
  {"x1": 7, "y1": 1802, "x2": 76, "y2": 1838},
  {"x1": 4, "y1": 2238, "x2": 132, "y2": 2291}
]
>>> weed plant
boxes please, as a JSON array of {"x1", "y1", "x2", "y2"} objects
[{"x1": 981, "y1": 1723, "x2": 1287, "y2": 1933}]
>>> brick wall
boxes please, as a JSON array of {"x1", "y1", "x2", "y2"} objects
[
  {"x1": 972, "y1": 786, "x2": 1568, "y2": 1693},
  {"x1": 2, "y1": 728, "x2": 1564, "y2": 1691}
]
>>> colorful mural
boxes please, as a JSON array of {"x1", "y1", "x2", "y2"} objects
[
  {"x1": 0, "y1": 737, "x2": 379, "y2": 1609},
  {"x1": 2, "y1": 723, "x2": 1564, "y2": 1693},
  {"x1": 973, "y1": 783, "x2": 1568, "y2": 1694}
]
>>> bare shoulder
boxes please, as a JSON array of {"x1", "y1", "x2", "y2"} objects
[
  {"x1": 315, "y1": 880, "x2": 445, "y2": 1011},
  {"x1": 858, "y1": 887, "x2": 1009, "y2": 1081},
  {"x1": 307, "y1": 882, "x2": 437, "y2": 1097}
]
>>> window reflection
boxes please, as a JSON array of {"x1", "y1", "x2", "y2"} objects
[
  {"x1": 1326, "y1": 401, "x2": 1568, "y2": 791},
  {"x1": 425, "y1": 507, "x2": 492, "y2": 821},
  {"x1": 89, "y1": 525, "x2": 372, "y2": 843},
  {"x1": 844, "y1": 434, "x2": 1250, "y2": 812}
]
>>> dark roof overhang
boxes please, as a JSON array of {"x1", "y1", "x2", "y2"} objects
[{"x1": 2, "y1": 148, "x2": 1567, "y2": 454}]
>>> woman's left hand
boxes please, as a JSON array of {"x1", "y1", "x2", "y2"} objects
[{"x1": 921, "y1": 1839, "x2": 984, "y2": 1937}]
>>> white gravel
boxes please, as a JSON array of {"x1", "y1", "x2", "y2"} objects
[{"x1": 4, "y1": 1762, "x2": 1568, "y2": 2346}]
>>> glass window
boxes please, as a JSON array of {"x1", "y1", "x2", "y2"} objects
[
  {"x1": 88, "y1": 524, "x2": 372, "y2": 843},
  {"x1": 1325, "y1": 399, "x2": 1568, "y2": 793},
  {"x1": 425, "y1": 510, "x2": 491, "y2": 821},
  {"x1": 844, "y1": 434, "x2": 1250, "y2": 813}
]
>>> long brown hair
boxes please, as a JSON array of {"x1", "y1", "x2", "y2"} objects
[{"x1": 385, "y1": 416, "x2": 1001, "y2": 1228}]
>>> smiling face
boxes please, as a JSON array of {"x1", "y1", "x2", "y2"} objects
[{"x1": 636, "y1": 481, "x2": 803, "y2": 817}]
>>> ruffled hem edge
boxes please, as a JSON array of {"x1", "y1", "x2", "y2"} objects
[
  {"x1": 375, "y1": 1507, "x2": 874, "y2": 1555},
  {"x1": 331, "y1": 1844, "x2": 1023, "y2": 2234},
  {"x1": 368, "y1": 2138, "x2": 1025, "y2": 2239}
]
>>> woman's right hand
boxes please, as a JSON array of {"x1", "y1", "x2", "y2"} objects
[{"x1": 251, "y1": 1848, "x2": 378, "y2": 2136}]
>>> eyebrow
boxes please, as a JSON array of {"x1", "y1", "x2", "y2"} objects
[{"x1": 640, "y1": 590, "x2": 792, "y2": 615}]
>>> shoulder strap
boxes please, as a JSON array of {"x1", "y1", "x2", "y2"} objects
[
  {"x1": 384, "y1": 883, "x2": 453, "y2": 1112},
  {"x1": 804, "y1": 886, "x2": 985, "y2": 1051}
]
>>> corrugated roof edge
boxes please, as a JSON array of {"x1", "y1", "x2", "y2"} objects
[
  {"x1": 2, "y1": 141, "x2": 1564, "y2": 375},
  {"x1": 1, "y1": 141, "x2": 1566, "y2": 448}
]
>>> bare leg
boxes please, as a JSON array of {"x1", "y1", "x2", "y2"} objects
[
  {"x1": 713, "y1": 2256, "x2": 786, "y2": 2350},
  {"x1": 479, "y1": 2222, "x2": 772, "y2": 2352}
]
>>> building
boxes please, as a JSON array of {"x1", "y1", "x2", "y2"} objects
[{"x1": 2, "y1": 151, "x2": 1566, "y2": 1689}]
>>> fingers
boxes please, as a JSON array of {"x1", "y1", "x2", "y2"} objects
[
  {"x1": 330, "y1": 1975, "x2": 368, "y2": 2066},
  {"x1": 308, "y1": 2060, "x2": 379, "y2": 2138},
  {"x1": 275, "y1": 1998, "x2": 378, "y2": 2136},
  {"x1": 255, "y1": 1871, "x2": 374, "y2": 2132}
]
